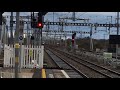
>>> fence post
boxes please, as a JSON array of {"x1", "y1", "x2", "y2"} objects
[{"x1": 20, "y1": 45, "x2": 24, "y2": 69}]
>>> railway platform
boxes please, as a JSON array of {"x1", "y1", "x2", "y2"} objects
[
  {"x1": 32, "y1": 68, "x2": 70, "y2": 78},
  {"x1": 0, "y1": 67, "x2": 71, "y2": 78}
]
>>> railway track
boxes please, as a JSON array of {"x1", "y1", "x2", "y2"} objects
[
  {"x1": 47, "y1": 47, "x2": 120, "y2": 78},
  {"x1": 45, "y1": 49, "x2": 88, "y2": 78},
  {"x1": 44, "y1": 50, "x2": 58, "y2": 68}
]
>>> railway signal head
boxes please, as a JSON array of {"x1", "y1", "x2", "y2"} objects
[
  {"x1": 31, "y1": 12, "x2": 47, "y2": 28},
  {"x1": 72, "y1": 39, "x2": 74, "y2": 45},
  {"x1": 37, "y1": 22, "x2": 43, "y2": 28},
  {"x1": 72, "y1": 33, "x2": 76, "y2": 39},
  {"x1": 37, "y1": 12, "x2": 43, "y2": 28},
  {"x1": 72, "y1": 33, "x2": 76, "y2": 46}
]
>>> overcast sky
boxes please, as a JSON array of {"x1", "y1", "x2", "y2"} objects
[
  {"x1": 3, "y1": 12, "x2": 119, "y2": 39},
  {"x1": 3, "y1": 12, "x2": 117, "y2": 23}
]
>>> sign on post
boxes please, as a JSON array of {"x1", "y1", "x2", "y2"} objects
[
  {"x1": 103, "y1": 52, "x2": 112, "y2": 59},
  {"x1": 19, "y1": 35, "x2": 24, "y2": 43}
]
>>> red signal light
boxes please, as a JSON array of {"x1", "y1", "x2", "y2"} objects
[
  {"x1": 72, "y1": 39, "x2": 74, "y2": 44},
  {"x1": 72, "y1": 39, "x2": 74, "y2": 41},
  {"x1": 38, "y1": 23, "x2": 42, "y2": 27},
  {"x1": 37, "y1": 22, "x2": 43, "y2": 28}
]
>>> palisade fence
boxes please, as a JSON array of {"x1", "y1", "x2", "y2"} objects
[{"x1": 4, "y1": 44, "x2": 44, "y2": 68}]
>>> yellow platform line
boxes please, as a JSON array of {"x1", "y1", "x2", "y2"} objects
[{"x1": 42, "y1": 69, "x2": 46, "y2": 78}]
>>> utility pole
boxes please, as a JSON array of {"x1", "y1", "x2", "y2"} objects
[
  {"x1": 54, "y1": 32, "x2": 56, "y2": 45},
  {"x1": 65, "y1": 34, "x2": 67, "y2": 49},
  {"x1": 116, "y1": 12, "x2": 119, "y2": 59},
  {"x1": 19, "y1": 19, "x2": 24, "y2": 73},
  {"x1": 47, "y1": 23, "x2": 50, "y2": 45},
  {"x1": 3, "y1": 23, "x2": 6, "y2": 45},
  {"x1": 27, "y1": 16, "x2": 29, "y2": 45},
  {"x1": 53, "y1": 12, "x2": 56, "y2": 45},
  {"x1": 107, "y1": 16, "x2": 112, "y2": 24},
  {"x1": 72, "y1": 12, "x2": 75, "y2": 21},
  {"x1": 10, "y1": 12, "x2": 14, "y2": 46},
  {"x1": 0, "y1": 12, "x2": 2, "y2": 55},
  {"x1": 41, "y1": 28, "x2": 42, "y2": 46},
  {"x1": 90, "y1": 25, "x2": 93, "y2": 51},
  {"x1": 6, "y1": 25, "x2": 8, "y2": 45},
  {"x1": 104, "y1": 34, "x2": 106, "y2": 49},
  {"x1": 107, "y1": 16, "x2": 112, "y2": 35},
  {"x1": 15, "y1": 12, "x2": 20, "y2": 78}
]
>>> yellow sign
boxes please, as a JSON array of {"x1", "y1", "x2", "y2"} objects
[
  {"x1": 29, "y1": 50, "x2": 33, "y2": 56},
  {"x1": 15, "y1": 43, "x2": 20, "y2": 48}
]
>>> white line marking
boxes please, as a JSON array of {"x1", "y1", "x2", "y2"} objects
[{"x1": 61, "y1": 70, "x2": 70, "y2": 78}]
